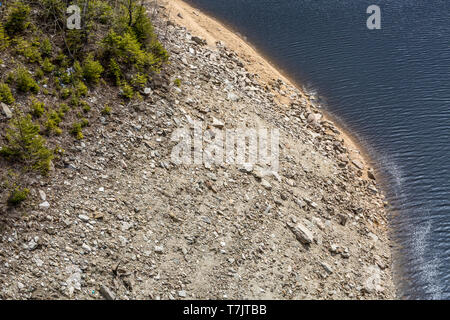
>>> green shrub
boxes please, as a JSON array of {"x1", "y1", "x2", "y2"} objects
[
  {"x1": 35, "y1": 68, "x2": 44, "y2": 80},
  {"x1": 40, "y1": 38, "x2": 52, "y2": 56},
  {"x1": 129, "y1": 4, "x2": 157, "y2": 46},
  {"x1": 5, "y1": 2, "x2": 31, "y2": 35},
  {"x1": 102, "y1": 31, "x2": 154, "y2": 72},
  {"x1": 41, "y1": 58, "x2": 55, "y2": 73},
  {"x1": 54, "y1": 52, "x2": 69, "y2": 67},
  {"x1": 60, "y1": 88, "x2": 71, "y2": 99},
  {"x1": 14, "y1": 37, "x2": 42, "y2": 63},
  {"x1": 82, "y1": 55, "x2": 104, "y2": 84},
  {"x1": 80, "y1": 100, "x2": 91, "y2": 113},
  {"x1": 120, "y1": 82, "x2": 134, "y2": 99},
  {"x1": 75, "y1": 81, "x2": 88, "y2": 97},
  {"x1": 174, "y1": 78, "x2": 181, "y2": 87},
  {"x1": 0, "y1": 113, "x2": 53, "y2": 174},
  {"x1": 58, "y1": 70, "x2": 72, "y2": 85},
  {"x1": 69, "y1": 94, "x2": 79, "y2": 107},
  {"x1": 30, "y1": 99, "x2": 45, "y2": 118},
  {"x1": 58, "y1": 103, "x2": 69, "y2": 116},
  {"x1": 0, "y1": 83, "x2": 15, "y2": 105},
  {"x1": 101, "y1": 105, "x2": 111, "y2": 115},
  {"x1": 14, "y1": 67, "x2": 39, "y2": 93},
  {"x1": 108, "y1": 58, "x2": 122, "y2": 85},
  {"x1": 70, "y1": 122, "x2": 84, "y2": 140},
  {"x1": 7, "y1": 187, "x2": 29, "y2": 206},
  {"x1": 43, "y1": 109, "x2": 62, "y2": 136},
  {"x1": 0, "y1": 23, "x2": 10, "y2": 49},
  {"x1": 87, "y1": 0, "x2": 114, "y2": 25},
  {"x1": 131, "y1": 73, "x2": 148, "y2": 89},
  {"x1": 80, "y1": 118, "x2": 89, "y2": 128},
  {"x1": 66, "y1": 30, "x2": 85, "y2": 57}
]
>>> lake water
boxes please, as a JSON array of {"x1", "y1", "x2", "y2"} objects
[{"x1": 184, "y1": 0, "x2": 450, "y2": 299}]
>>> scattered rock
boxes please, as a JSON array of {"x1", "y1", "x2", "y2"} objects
[
  {"x1": 321, "y1": 262, "x2": 333, "y2": 274},
  {"x1": 39, "y1": 201, "x2": 50, "y2": 209},
  {"x1": 154, "y1": 246, "x2": 164, "y2": 254},
  {"x1": 260, "y1": 179, "x2": 272, "y2": 190},
  {"x1": 288, "y1": 222, "x2": 314, "y2": 245},
  {"x1": 100, "y1": 285, "x2": 116, "y2": 300},
  {"x1": 352, "y1": 159, "x2": 365, "y2": 170},
  {"x1": 1, "y1": 102, "x2": 12, "y2": 119},
  {"x1": 212, "y1": 117, "x2": 224, "y2": 128},
  {"x1": 78, "y1": 214, "x2": 89, "y2": 222}
]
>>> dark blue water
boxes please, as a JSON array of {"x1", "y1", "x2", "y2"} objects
[{"x1": 184, "y1": 0, "x2": 450, "y2": 299}]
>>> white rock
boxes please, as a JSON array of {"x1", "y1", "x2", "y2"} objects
[
  {"x1": 39, "y1": 201, "x2": 50, "y2": 209},
  {"x1": 154, "y1": 245, "x2": 164, "y2": 254},
  {"x1": 261, "y1": 179, "x2": 272, "y2": 190},
  {"x1": 227, "y1": 92, "x2": 239, "y2": 102},
  {"x1": 82, "y1": 243, "x2": 91, "y2": 252},
  {"x1": 39, "y1": 190, "x2": 46, "y2": 201},
  {"x1": 78, "y1": 214, "x2": 89, "y2": 222},
  {"x1": 1, "y1": 102, "x2": 12, "y2": 119},
  {"x1": 212, "y1": 117, "x2": 224, "y2": 128}
]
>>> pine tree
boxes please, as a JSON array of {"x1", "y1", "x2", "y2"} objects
[{"x1": 0, "y1": 113, "x2": 53, "y2": 175}]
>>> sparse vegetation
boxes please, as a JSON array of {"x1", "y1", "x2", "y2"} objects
[
  {"x1": 13, "y1": 66, "x2": 40, "y2": 93},
  {"x1": 0, "y1": 0, "x2": 168, "y2": 205},
  {"x1": 0, "y1": 113, "x2": 53, "y2": 175},
  {"x1": 101, "y1": 105, "x2": 111, "y2": 115},
  {"x1": 7, "y1": 187, "x2": 29, "y2": 206},
  {"x1": 82, "y1": 55, "x2": 104, "y2": 84},
  {"x1": 30, "y1": 99, "x2": 45, "y2": 118},
  {"x1": 0, "y1": 83, "x2": 15, "y2": 105},
  {"x1": 4, "y1": 2, "x2": 30, "y2": 36}
]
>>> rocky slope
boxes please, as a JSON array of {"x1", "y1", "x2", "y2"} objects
[{"x1": 0, "y1": 1, "x2": 396, "y2": 299}]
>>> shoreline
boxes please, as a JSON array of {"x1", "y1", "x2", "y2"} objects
[
  {"x1": 164, "y1": 0, "x2": 383, "y2": 186},
  {"x1": 164, "y1": 0, "x2": 397, "y2": 297}
]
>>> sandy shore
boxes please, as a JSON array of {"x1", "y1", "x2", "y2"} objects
[{"x1": 164, "y1": 0, "x2": 379, "y2": 183}]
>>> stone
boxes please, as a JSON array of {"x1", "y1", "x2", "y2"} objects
[
  {"x1": 78, "y1": 214, "x2": 89, "y2": 222},
  {"x1": 66, "y1": 266, "x2": 82, "y2": 294},
  {"x1": 330, "y1": 243, "x2": 339, "y2": 253},
  {"x1": 212, "y1": 117, "x2": 224, "y2": 128},
  {"x1": 100, "y1": 285, "x2": 116, "y2": 300},
  {"x1": 338, "y1": 214, "x2": 348, "y2": 226},
  {"x1": 261, "y1": 179, "x2": 272, "y2": 190},
  {"x1": 321, "y1": 262, "x2": 333, "y2": 274},
  {"x1": 289, "y1": 223, "x2": 314, "y2": 245},
  {"x1": 1, "y1": 102, "x2": 12, "y2": 119},
  {"x1": 192, "y1": 36, "x2": 206, "y2": 46},
  {"x1": 26, "y1": 238, "x2": 39, "y2": 251},
  {"x1": 352, "y1": 159, "x2": 365, "y2": 170},
  {"x1": 307, "y1": 113, "x2": 320, "y2": 126},
  {"x1": 39, "y1": 190, "x2": 46, "y2": 201},
  {"x1": 178, "y1": 290, "x2": 187, "y2": 298},
  {"x1": 143, "y1": 87, "x2": 152, "y2": 95},
  {"x1": 39, "y1": 201, "x2": 50, "y2": 209},
  {"x1": 154, "y1": 246, "x2": 164, "y2": 254},
  {"x1": 82, "y1": 243, "x2": 91, "y2": 252},
  {"x1": 227, "y1": 92, "x2": 239, "y2": 102}
]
